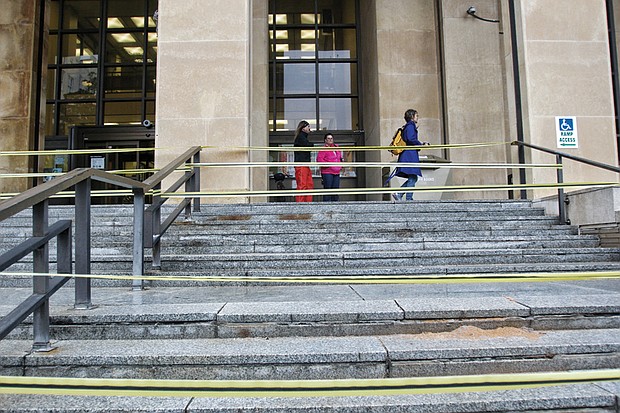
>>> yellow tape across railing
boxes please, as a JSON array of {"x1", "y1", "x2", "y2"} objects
[
  {"x1": 0, "y1": 141, "x2": 508, "y2": 157},
  {"x1": 0, "y1": 147, "x2": 157, "y2": 156},
  {"x1": 0, "y1": 181, "x2": 616, "y2": 200},
  {"x1": 188, "y1": 161, "x2": 562, "y2": 169},
  {"x1": 0, "y1": 369, "x2": 617, "y2": 398},
  {"x1": 202, "y1": 142, "x2": 509, "y2": 151},
  {"x1": 1, "y1": 270, "x2": 618, "y2": 284}
]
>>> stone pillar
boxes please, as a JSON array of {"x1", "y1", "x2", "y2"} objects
[
  {"x1": 155, "y1": 0, "x2": 256, "y2": 203},
  {"x1": 507, "y1": 0, "x2": 619, "y2": 198},
  {"x1": 363, "y1": 0, "x2": 442, "y2": 198},
  {"x1": 0, "y1": 1, "x2": 41, "y2": 194},
  {"x1": 441, "y1": 0, "x2": 509, "y2": 199}
]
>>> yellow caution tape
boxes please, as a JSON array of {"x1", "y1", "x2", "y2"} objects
[
  {"x1": 202, "y1": 142, "x2": 509, "y2": 151},
  {"x1": 0, "y1": 147, "x2": 157, "y2": 156},
  {"x1": 0, "y1": 369, "x2": 617, "y2": 398},
  {"x1": 188, "y1": 162, "x2": 562, "y2": 169},
  {"x1": 161, "y1": 182, "x2": 618, "y2": 199},
  {"x1": 1, "y1": 271, "x2": 618, "y2": 284},
  {"x1": 0, "y1": 142, "x2": 508, "y2": 157},
  {"x1": 0, "y1": 182, "x2": 616, "y2": 200},
  {"x1": 0, "y1": 162, "x2": 560, "y2": 180}
]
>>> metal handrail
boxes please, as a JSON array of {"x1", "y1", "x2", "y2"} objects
[
  {"x1": 135, "y1": 146, "x2": 202, "y2": 289},
  {"x1": 0, "y1": 145, "x2": 203, "y2": 348},
  {"x1": 0, "y1": 168, "x2": 148, "y2": 350},
  {"x1": 511, "y1": 141, "x2": 620, "y2": 224}
]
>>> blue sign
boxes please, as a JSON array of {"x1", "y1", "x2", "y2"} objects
[{"x1": 555, "y1": 116, "x2": 578, "y2": 148}]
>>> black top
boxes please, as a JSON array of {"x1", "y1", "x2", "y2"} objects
[{"x1": 293, "y1": 131, "x2": 313, "y2": 162}]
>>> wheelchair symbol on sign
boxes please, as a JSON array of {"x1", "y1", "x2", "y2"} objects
[{"x1": 559, "y1": 118, "x2": 573, "y2": 131}]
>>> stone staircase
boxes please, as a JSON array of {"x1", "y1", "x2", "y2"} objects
[{"x1": 0, "y1": 200, "x2": 619, "y2": 412}]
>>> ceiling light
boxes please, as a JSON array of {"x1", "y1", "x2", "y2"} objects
[
  {"x1": 130, "y1": 17, "x2": 144, "y2": 27},
  {"x1": 107, "y1": 17, "x2": 124, "y2": 28},
  {"x1": 111, "y1": 33, "x2": 135, "y2": 43},
  {"x1": 301, "y1": 30, "x2": 315, "y2": 39},
  {"x1": 124, "y1": 47, "x2": 143, "y2": 56}
]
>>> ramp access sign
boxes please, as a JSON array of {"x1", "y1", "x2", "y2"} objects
[{"x1": 555, "y1": 116, "x2": 578, "y2": 148}]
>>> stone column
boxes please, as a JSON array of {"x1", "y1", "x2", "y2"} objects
[
  {"x1": 0, "y1": 0, "x2": 41, "y2": 194},
  {"x1": 363, "y1": 0, "x2": 442, "y2": 199},
  {"x1": 155, "y1": 0, "x2": 257, "y2": 203},
  {"x1": 441, "y1": 0, "x2": 509, "y2": 199}
]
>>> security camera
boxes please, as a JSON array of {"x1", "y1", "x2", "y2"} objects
[
  {"x1": 142, "y1": 119, "x2": 153, "y2": 128},
  {"x1": 467, "y1": 6, "x2": 476, "y2": 15}
]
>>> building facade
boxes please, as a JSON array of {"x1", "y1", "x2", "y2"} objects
[{"x1": 1, "y1": 0, "x2": 619, "y2": 201}]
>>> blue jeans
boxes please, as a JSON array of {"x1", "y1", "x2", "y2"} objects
[
  {"x1": 400, "y1": 175, "x2": 418, "y2": 201},
  {"x1": 322, "y1": 174, "x2": 340, "y2": 202}
]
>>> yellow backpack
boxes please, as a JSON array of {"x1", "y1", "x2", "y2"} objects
[{"x1": 388, "y1": 127, "x2": 406, "y2": 155}]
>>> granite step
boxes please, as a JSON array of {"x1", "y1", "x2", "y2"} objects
[{"x1": 0, "y1": 382, "x2": 617, "y2": 413}]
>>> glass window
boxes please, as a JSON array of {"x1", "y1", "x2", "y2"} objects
[
  {"x1": 319, "y1": 97, "x2": 358, "y2": 130},
  {"x1": 107, "y1": 0, "x2": 148, "y2": 27},
  {"x1": 45, "y1": 104, "x2": 56, "y2": 136},
  {"x1": 46, "y1": 0, "x2": 157, "y2": 136},
  {"x1": 145, "y1": 100, "x2": 155, "y2": 120},
  {"x1": 103, "y1": 101, "x2": 142, "y2": 125},
  {"x1": 269, "y1": 0, "x2": 359, "y2": 133},
  {"x1": 105, "y1": 32, "x2": 145, "y2": 64},
  {"x1": 146, "y1": 66, "x2": 156, "y2": 96},
  {"x1": 58, "y1": 102, "x2": 96, "y2": 134},
  {"x1": 104, "y1": 66, "x2": 142, "y2": 98},
  {"x1": 60, "y1": 67, "x2": 98, "y2": 99},
  {"x1": 62, "y1": 0, "x2": 101, "y2": 30},
  {"x1": 317, "y1": 0, "x2": 356, "y2": 24},
  {"x1": 319, "y1": 63, "x2": 357, "y2": 94},
  {"x1": 271, "y1": 0, "x2": 316, "y2": 25},
  {"x1": 277, "y1": 98, "x2": 317, "y2": 131},
  {"x1": 46, "y1": 69, "x2": 57, "y2": 100},
  {"x1": 318, "y1": 28, "x2": 357, "y2": 59},
  {"x1": 60, "y1": 33, "x2": 99, "y2": 63},
  {"x1": 273, "y1": 63, "x2": 316, "y2": 95},
  {"x1": 48, "y1": 34, "x2": 58, "y2": 64}
]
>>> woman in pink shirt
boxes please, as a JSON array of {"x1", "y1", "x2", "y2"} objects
[{"x1": 316, "y1": 133, "x2": 343, "y2": 202}]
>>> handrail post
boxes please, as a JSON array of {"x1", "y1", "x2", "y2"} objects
[
  {"x1": 151, "y1": 183, "x2": 161, "y2": 269},
  {"x1": 192, "y1": 151, "x2": 201, "y2": 213},
  {"x1": 74, "y1": 178, "x2": 92, "y2": 309},
  {"x1": 132, "y1": 187, "x2": 145, "y2": 290},
  {"x1": 556, "y1": 154, "x2": 568, "y2": 225},
  {"x1": 32, "y1": 200, "x2": 51, "y2": 351}
]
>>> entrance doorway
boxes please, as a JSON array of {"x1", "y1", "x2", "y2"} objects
[{"x1": 70, "y1": 125, "x2": 155, "y2": 203}]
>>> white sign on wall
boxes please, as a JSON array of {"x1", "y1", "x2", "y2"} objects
[
  {"x1": 90, "y1": 156, "x2": 105, "y2": 170},
  {"x1": 555, "y1": 116, "x2": 578, "y2": 148}
]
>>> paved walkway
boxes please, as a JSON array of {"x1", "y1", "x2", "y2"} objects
[{"x1": 1, "y1": 279, "x2": 619, "y2": 313}]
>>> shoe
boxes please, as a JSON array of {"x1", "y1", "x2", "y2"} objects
[{"x1": 391, "y1": 193, "x2": 401, "y2": 202}]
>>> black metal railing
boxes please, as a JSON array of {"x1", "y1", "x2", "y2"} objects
[
  {"x1": 512, "y1": 141, "x2": 620, "y2": 224},
  {"x1": 0, "y1": 147, "x2": 202, "y2": 348}
]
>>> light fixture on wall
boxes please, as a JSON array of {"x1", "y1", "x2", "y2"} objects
[{"x1": 467, "y1": 6, "x2": 500, "y2": 23}]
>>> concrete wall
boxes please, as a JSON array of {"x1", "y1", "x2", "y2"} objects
[
  {"x1": 0, "y1": 0, "x2": 41, "y2": 194},
  {"x1": 533, "y1": 186, "x2": 620, "y2": 228},
  {"x1": 510, "y1": 0, "x2": 619, "y2": 199}
]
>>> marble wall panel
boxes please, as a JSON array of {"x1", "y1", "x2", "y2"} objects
[
  {"x1": 0, "y1": 24, "x2": 34, "y2": 71},
  {"x1": 517, "y1": 0, "x2": 619, "y2": 198},
  {"x1": 0, "y1": 71, "x2": 30, "y2": 118},
  {"x1": 523, "y1": 0, "x2": 607, "y2": 42},
  {"x1": 0, "y1": 0, "x2": 35, "y2": 25},
  {"x1": 157, "y1": 0, "x2": 249, "y2": 42},
  {"x1": 156, "y1": 40, "x2": 247, "y2": 120}
]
